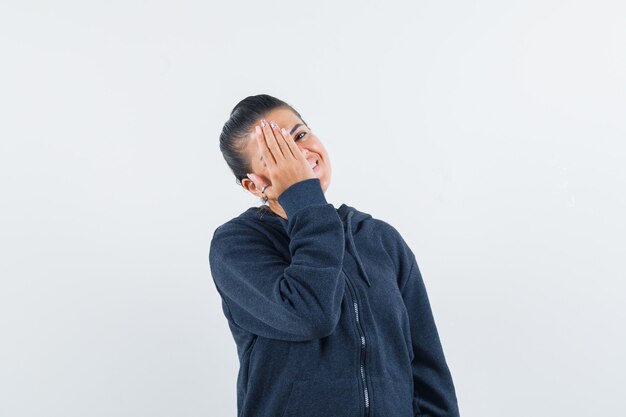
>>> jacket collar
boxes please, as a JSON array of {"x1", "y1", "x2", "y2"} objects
[{"x1": 338, "y1": 204, "x2": 372, "y2": 287}]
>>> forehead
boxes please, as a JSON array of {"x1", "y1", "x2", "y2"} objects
[{"x1": 264, "y1": 107, "x2": 302, "y2": 126}]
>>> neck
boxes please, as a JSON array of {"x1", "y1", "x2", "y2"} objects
[{"x1": 263, "y1": 201, "x2": 287, "y2": 220}]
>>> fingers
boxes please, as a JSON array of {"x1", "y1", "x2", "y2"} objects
[
  {"x1": 267, "y1": 120, "x2": 304, "y2": 162},
  {"x1": 255, "y1": 125, "x2": 276, "y2": 167},
  {"x1": 269, "y1": 120, "x2": 299, "y2": 160},
  {"x1": 261, "y1": 119, "x2": 287, "y2": 162},
  {"x1": 277, "y1": 125, "x2": 305, "y2": 161}
]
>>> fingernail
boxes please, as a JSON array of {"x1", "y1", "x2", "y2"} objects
[
  {"x1": 255, "y1": 126, "x2": 261, "y2": 135},
  {"x1": 261, "y1": 119, "x2": 266, "y2": 128},
  {"x1": 270, "y1": 120, "x2": 277, "y2": 129}
]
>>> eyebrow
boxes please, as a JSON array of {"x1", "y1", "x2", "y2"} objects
[
  {"x1": 289, "y1": 123, "x2": 304, "y2": 136},
  {"x1": 259, "y1": 123, "x2": 306, "y2": 161}
]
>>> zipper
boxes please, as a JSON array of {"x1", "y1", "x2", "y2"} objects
[{"x1": 343, "y1": 269, "x2": 370, "y2": 417}]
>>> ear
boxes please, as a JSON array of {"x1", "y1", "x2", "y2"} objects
[
  {"x1": 242, "y1": 175, "x2": 264, "y2": 199},
  {"x1": 241, "y1": 177, "x2": 256, "y2": 193}
]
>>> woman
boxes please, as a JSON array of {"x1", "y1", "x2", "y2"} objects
[{"x1": 209, "y1": 94, "x2": 460, "y2": 417}]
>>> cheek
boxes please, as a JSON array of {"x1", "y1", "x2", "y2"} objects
[
  {"x1": 315, "y1": 145, "x2": 327, "y2": 159},
  {"x1": 304, "y1": 140, "x2": 322, "y2": 153}
]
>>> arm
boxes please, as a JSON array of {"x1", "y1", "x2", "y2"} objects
[
  {"x1": 208, "y1": 178, "x2": 346, "y2": 342},
  {"x1": 397, "y1": 239, "x2": 460, "y2": 416}
]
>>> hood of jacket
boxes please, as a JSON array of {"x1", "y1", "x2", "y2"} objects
[{"x1": 337, "y1": 203, "x2": 373, "y2": 287}]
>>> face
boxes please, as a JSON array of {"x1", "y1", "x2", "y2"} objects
[{"x1": 241, "y1": 107, "x2": 332, "y2": 197}]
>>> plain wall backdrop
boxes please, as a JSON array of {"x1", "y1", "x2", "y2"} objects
[{"x1": 1, "y1": 1, "x2": 625, "y2": 416}]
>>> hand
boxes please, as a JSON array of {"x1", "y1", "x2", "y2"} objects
[{"x1": 247, "y1": 119, "x2": 315, "y2": 203}]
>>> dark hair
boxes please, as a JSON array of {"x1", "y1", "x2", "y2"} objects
[{"x1": 219, "y1": 94, "x2": 309, "y2": 192}]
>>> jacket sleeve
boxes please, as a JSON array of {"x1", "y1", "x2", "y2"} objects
[
  {"x1": 208, "y1": 178, "x2": 346, "y2": 342},
  {"x1": 396, "y1": 236, "x2": 461, "y2": 417}
]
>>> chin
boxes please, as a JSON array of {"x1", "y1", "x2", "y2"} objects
[
  {"x1": 314, "y1": 164, "x2": 330, "y2": 192},
  {"x1": 320, "y1": 176, "x2": 330, "y2": 193}
]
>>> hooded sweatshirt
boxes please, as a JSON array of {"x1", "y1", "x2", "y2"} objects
[{"x1": 208, "y1": 178, "x2": 460, "y2": 417}]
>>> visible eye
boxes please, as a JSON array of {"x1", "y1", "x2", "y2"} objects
[{"x1": 295, "y1": 132, "x2": 307, "y2": 141}]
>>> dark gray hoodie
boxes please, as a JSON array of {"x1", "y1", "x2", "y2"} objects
[{"x1": 208, "y1": 178, "x2": 460, "y2": 417}]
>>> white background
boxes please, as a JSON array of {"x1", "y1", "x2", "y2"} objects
[{"x1": 1, "y1": 1, "x2": 625, "y2": 416}]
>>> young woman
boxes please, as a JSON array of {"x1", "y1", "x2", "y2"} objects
[{"x1": 209, "y1": 95, "x2": 460, "y2": 417}]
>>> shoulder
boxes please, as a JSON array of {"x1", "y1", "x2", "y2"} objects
[
  {"x1": 351, "y1": 205, "x2": 417, "y2": 261},
  {"x1": 371, "y1": 218, "x2": 414, "y2": 268},
  {"x1": 341, "y1": 204, "x2": 413, "y2": 261},
  {"x1": 213, "y1": 205, "x2": 279, "y2": 233},
  {"x1": 210, "y1": 207, "x2": 277, "y2": 250},
  {"x1": 346, "y1": 204, "x2": 406, "y2": 244},
  {"x1": 371, "y1": 217, "x2": 403, "y2": 240}
]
